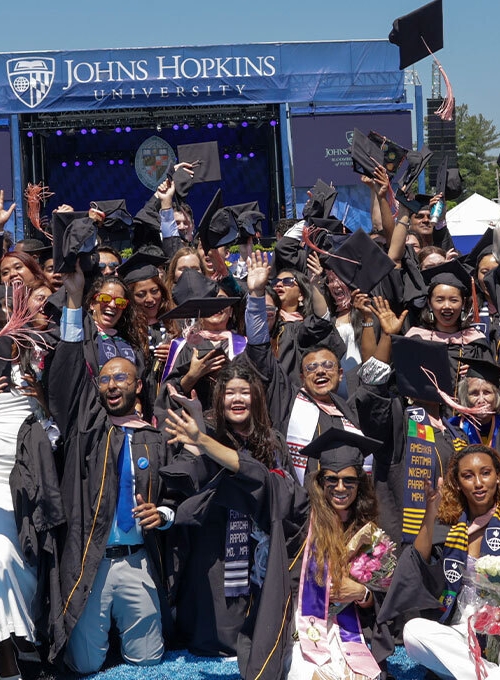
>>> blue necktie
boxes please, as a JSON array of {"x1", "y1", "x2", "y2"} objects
[{"x1": 116, "y1": 427, "x2": 135, "y2": 532}]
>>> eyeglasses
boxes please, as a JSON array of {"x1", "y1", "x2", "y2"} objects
[
  {"x1": 98, "y1": 261, "x2": 119, "y2": 271},
  {"x1": 303, "y1": 360, "x2": 337, "y2": 373},
  {"x1": 93, "y1": 292, "x2": 129, "y2": 309},
  {"x1": 322, "y1": 474, "x2": 359, "y2": 489},
  {"x1": 97, "y1": 372, "x2": 135, "y2": 386},
  {"x1": 265, "y1": 305, "x2": 278, "y2": 315},
  {"x1": 271, "y1": 276, "x2": 297, "y2": 288}
]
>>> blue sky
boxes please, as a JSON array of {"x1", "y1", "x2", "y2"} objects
[{"x1": 1, "y1": 0, "x2": 498, "y2": 150}]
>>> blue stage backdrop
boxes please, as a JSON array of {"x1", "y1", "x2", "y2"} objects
[{"x1": 43, "y1": 123, "x2": 275, "y2": 230}]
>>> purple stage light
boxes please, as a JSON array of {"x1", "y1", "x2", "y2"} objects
[
  {"x1": 241, "y1": 121, "x2": 248, "y2": 128},
  {"x1": 172, "y1": 124, "x2": 180, "y2": 131},
  {"x1": 118, "y1": 159, "x2": 124, "y2": 165},
  {"x1": 90, "y1": 128, "x2": 97, "y2": 135},
  {"x1": 74, "y1": 160, "x2": 80, "y2": 167},
  {"x1": 216, "y1": 122, "x2": 223, "y2": 129},
  {"x1": 56, "y1": 129, "x2": 63, "y2": 136},
  {"x1": 249, "y1": 151, "x2": 255, "y2": 158},
  {"x1": 207, "y1": 122, "x2": 214, "y2": 129},
  {"x1": 236, "y1": 153, "x2": 242, "y2": 159},
  {"x1": 270, "y1": 119, "x2": 277, "y2": 127},
  {"x1": 61, "y1": 161, "x2": 67, "y2": 168},
  {"x1": 109, "y1": 159, "x2": 115, "y2": 165},
  {"x1": 115, "y1": 126, "x2": 122, "y2": 133},
  {"x1": 125, "y1": 126, "x2": 132, "y2": 133},
  {"x1": 182, "y1": 123, "x2": 189, "y2": 130},
  {"x1": 87, "y1": 160, "x2": 93, "y2": 167},
  {"x1": 81, "y1": 128, "x2": 87, "y2": 135},
  {"x1": 27, "y1": 131, "x2": 33, "y2": 138},
  {"x1": 223, "y1": 153, "x2": 230, "y2": 160}
]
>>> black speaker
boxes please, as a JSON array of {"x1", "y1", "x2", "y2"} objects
[{"x1": 427, "y1": 99, "x2": 458, "y2": 188}]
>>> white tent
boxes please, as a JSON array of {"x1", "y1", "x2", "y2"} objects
[{"x1": 445, "y1": 193, "x2": 500, "y2": 253}]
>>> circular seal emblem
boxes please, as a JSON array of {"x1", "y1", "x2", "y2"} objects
[
  {"x1": 135, "y1": 135, "x2": 176, "y2": 191},
  {"x1": 137, "y1": 457, "x2": 149, "y2": 470}
]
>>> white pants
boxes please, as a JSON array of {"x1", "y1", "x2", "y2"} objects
[
  {"x1": 404, "y1": 617, "x2": 500, "y2": 680},
  {"x1": 64, "y1": 548, "x2": 164, "y2": 674}
]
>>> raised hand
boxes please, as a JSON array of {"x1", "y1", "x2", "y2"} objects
[
  {"x1": 165, "y1": 407, "x2": 202, "y2": 449},
  {"x1": 0, "y1": 189, "x2": 16, "y2": 229},
  {"x1": 62, "y1": 259, "x2": 85, "y2": 309},
  {"x1": 371, "y1": 296, "x2": 408, "y2": 335},
  {"x1": 246, "y1": 250, "x2": 270, "y2": 296},
  {"x1": 167, "y1": 383, "x2": 206, "y2": 432},
  {"x1": 424, "y1": 477, "x2": 443, "y2": 519}
]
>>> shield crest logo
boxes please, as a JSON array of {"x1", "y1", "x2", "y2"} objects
[
  {"x1": 443, "y1": 558, "x2": 464, "y2": 584},
  {"x1": 7, "y1": 57, "x2": 55, "y2": 109},
  {"x1": 345, "y1": 130, "x2": 354, "y2": 146},
  {"x1": 407, "y1": 407, "x2": 426, "y2": 423},
  {"x1": 485, "y1": 528, "x2": 500, "y2": 552}
]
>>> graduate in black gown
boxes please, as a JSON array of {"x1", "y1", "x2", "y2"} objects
[{"x1": 160, "y1": 359, "x2": 297, "y2": 657}]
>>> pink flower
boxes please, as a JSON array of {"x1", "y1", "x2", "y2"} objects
[
  {"x1": 373, "y1": 543, "x2": 389, "y2": 558},
  {"x1": 350, "y1": 561, "x2": 373, "y2": 583},
  {"x1": 369, "y1": 557, "x2": 382, "y2": 572}
]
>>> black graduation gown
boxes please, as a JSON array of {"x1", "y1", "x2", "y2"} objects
[
  {"x1": 245, "y1": 341, "x2": 361, "y2": 478},
  {"x1": 9, "y1": 414, "x2": 67, "y2": 663},
  {"x1": 159, "y1": 432, "x2": 298, "y2": 658},
  {"x1": 355, "y1": 382, "x2": 468, "y2": 548},
  {"x1": 160, "y1": 449, "x2": 309, "y2": 676},
  {"x1": 47, "y1": 336, "x2": 172, "y2": 643},
  {"x1": 272, "y1": 314, "x2": 347, "y2": 389}
]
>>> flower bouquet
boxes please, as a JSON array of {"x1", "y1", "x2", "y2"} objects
[
  {"x1": 466, "y1": 556, "x2": 500, "y2": 678},
  {"x1": 347, "y1": 522, "x2": 397, "y2": 592}
]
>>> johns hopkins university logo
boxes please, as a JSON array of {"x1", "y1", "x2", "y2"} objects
[{"x1": 7, "y1": 58, "x2": 55, "y2": 108}]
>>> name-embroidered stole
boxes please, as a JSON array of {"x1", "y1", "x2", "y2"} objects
[
  {"x1": 224, "y1": 509, "x2": 251, "y2": 597},
  {"x1": 440, "y1": 506, "x2": 500, "y2": 622}
]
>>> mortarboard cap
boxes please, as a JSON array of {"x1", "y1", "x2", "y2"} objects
[
  {"x1": 389, "y1": 0, "x2": 443, "y2": 70},
  {"x1": 396, "y1": 189, "x2": 434, "y2": 215},
  {"x1": 197, "y1": 189, "x2": 224, "y2": 253},
  {"x1": 301, "y1": 426, "x2": 382, "y2": 472},
  {"x1": 431, "y1": 154, "x2": 463, "y2": 202},
  {"x1": 463, "y1": 357, "x2": 500, "y2": 387},
  {"x1": 159, "y1": 269, "x2": 239, "y2": 320},
  {"x1": 325, "y1": 228, "x2": 395, "y2": 293},
  {"x1": 398, "y1": 146, "x2": 434, "y2": 193},
  {"x1": 116, "y1": 250, "x2": 168, "y2": 284},
  {"x1": 235, "y1": 208, "x2": 265, "y2": 236},
  {"x1": 309, "y1": 217, "x2": 351, "y2": 234},
  {"x1": 176, "y1": 141, "x2": 222, "y2": 185},
  {"x1": 434, "y1": 154, "x2": 448, "y2": 196},
  {"x1": 91, "y1": 200, "x2": 133, "y2": 230},
  {"x1": 303, "y1": 179, "x2": 338, "y2": 223},
  {"x1": 461, "y1": 228, "x2": 494, "y2": 270},
  {"x1": 445, "y1": 168, "x2": 463, "y2": 200},
  {"x1": 350, "y1": 129, "x2": 385, "y2": 178},
  {"x1": 368, "y1": 131, "x2": 409, "y2": 177},
  {"x1": 391, "y1": 334, "x2": 453, "y2": 402},
  {"x1": 421, "y1": 258, "x2": 472, "y2": 295},
  {"x1": 13, "y1": 238, "x2": 52, "y2": 259},
  {"x1": 51, "y1": 210, "x2": 97, "y2": 273}
]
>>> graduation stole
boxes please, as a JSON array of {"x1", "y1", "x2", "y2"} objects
[
  {"x1": 459, "y1": 415, "x2": 500, "y2": 450},
  {"x1": 296, "y1": 519, "x2": 380, "y2": 677},
  {"x1": 402, "y1": 407, "x2": 441, "y2": 542},
  {"x1": 440, "y1": 505, "x2": 500, "y2": 623},
  {"x1": 223, "y1": 509, "x2": 251, "y2": 597},
  {"x1": 161, "y1": 334, "x2": 247, "y2": 382},
  {"x1": 97, "y1": 332, "x2": 136, "y2": 369}
]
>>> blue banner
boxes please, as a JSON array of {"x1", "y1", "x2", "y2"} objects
[{"x1": 0, "y1": 41, "x2": 403, "y2": 113}]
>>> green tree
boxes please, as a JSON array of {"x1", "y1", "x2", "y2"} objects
[{"x1": 456, "y1": 104, "x2": 500, "y2": 200}]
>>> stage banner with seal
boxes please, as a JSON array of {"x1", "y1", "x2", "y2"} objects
[{"x1": 0, "y1": 41, "x2": 403, "y2": 113}]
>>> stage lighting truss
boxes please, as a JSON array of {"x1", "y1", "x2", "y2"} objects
[{"x1": 19, "y1": 104, "x2": 280, "y2": 135}]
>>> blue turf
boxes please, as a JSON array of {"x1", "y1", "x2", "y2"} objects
[{"x1": 55, "y1": 647, "x2": 427, "y2": 680}]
